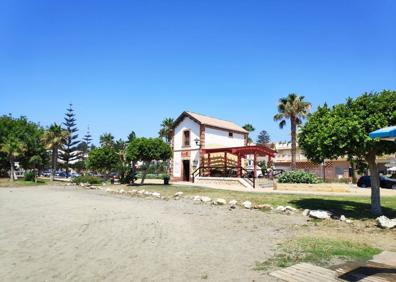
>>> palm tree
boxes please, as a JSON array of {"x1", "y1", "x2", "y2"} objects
[
  {"x1": 0, "y1": 136, "x2": 27, "y2": 181},
  {"x1": 41, "y1": 123, "x2": 69, "y2": 181},
  {"x1": 274, "y1": 93, "x2": 311, "y2": 170},
  {"x1": 159, "y1": 118, "x2": 174, "y2": 144},
  {"x1": 242, "y1": 124, "x2": 255, "y2": 144}
]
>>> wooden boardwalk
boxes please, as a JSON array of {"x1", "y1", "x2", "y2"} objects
[
  {"x1": 270, "y1": 259, "x2": 396, "y2": 282},
  {"x1": 270, "y1": 263, "x2": 339, "y2": 282}
]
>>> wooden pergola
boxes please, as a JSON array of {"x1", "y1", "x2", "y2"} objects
[{"x1": 200, "y1": 145, "x2": 276, "y2": 178}]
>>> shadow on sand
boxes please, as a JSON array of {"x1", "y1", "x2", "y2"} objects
[{"x1": 289, "y1": 198, "x2": 396, "y2": 220}]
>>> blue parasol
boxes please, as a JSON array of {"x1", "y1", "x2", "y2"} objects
[{"x1": 369, "y1": 126, "x2": 396, "y2": 143}]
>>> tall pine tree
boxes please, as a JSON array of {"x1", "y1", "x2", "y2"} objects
[
  {"x1": 83, "y1": 126, "x2": 93, "y2": 151},
  {"x1": 60, "y1": 104, "x2": 80, "y2": 177}
]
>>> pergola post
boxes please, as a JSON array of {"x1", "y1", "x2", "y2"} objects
[
  {"x1": 208, "y1": 153, "x2": 211, "y2": 176},
  {"x1": 224, "y1": 152, "x2": 227, "y2": 177},
  {"x1": 268, "y1": 156, "x2": 272, "y2": 179},
  {"x1": 254, "y1": 152, "x2": 257, "y2": 178},
  {"x1": 237, "y1": 154, "x2": 241, "y2": 178}
]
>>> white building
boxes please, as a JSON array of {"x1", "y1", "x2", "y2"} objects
[{"x1": 171, "y1": 112, "x2": 249, "y2": 181}]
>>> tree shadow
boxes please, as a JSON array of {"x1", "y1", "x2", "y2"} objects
[
  {"x1": 339, "y1": 266, "x2": 396, "y2": 281},
  {"x1": 289, "y1": 198, "x2": 396, "y2": 220}
]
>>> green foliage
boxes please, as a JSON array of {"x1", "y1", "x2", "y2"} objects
[
  {"x1": 59, "y1": 104, "x2": 81, "y2": 176},
  {"x1": 162, "y1": 174, "x2": 170, "y2": 181},
  {"x1": 72, "y1": 175, "x2": 103, "y2": 185},
  {"x1": 87, "y1": 146, "x2": 119, "y2": 175},
  {"x1": 255, "y1": 237, "x2": 381, "y2": 270},
  {"x1": 273, "y1": 93, "x2": 312, "y2": 129},
  {"x1": 0, "y1": 115, "x2": 48, "y2": 175},
  {"x1": 24, "y1": 171, "x2": 36, "y2": 182},
  {"x1": 126, "y1": 137, "x2": 172, "y2": 163},
  {"x1": 243, "y1": 124, "x2": 255, "y2": 143},
  {"x1": 299, "y1": 91, "x2": 396, "y2": 163},
  {"x1": 278, "y1": 170, "x2": 321, "y2": 184},
  {"x1": 299, "y1": 90, "x2": 396, "y2": 215},
  {"x1": 99, "y1": 133, "x2": 115, "y2": 147},
  {"x1": 159, "y1": 118, "x2": 174, "y2": 144},
  {"x1": 256, "y1": 130, "x2": 271, "y2": 145}
]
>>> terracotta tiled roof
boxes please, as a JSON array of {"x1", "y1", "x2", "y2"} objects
[{"x1": 174, "y1": 111, "x2": 248, "y2": 134}]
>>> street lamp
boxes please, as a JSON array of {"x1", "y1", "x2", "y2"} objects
[{"x1": 194, "y1": 138, "x2": 201, "y2": 148}]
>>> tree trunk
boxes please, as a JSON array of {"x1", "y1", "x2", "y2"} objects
[
  {"x1": 350, "y1": 160, "x2": 357, "y2": 184},
  {"x1": 50, "y1": 148, "x2": 57, "y2": 182},
  {"x1": 9, "y1": 157, "x2": 15, "y2": 181},
  {"x1": 367, "y1": 152, "x2": 382, "y2": 216},
  {"x1": 290, "y1": 117, "x2": 297, "y2": 170},
  {"x1": 321, "y1": 162, "x2": 326, "y2": 182},
  {"x1": 140, "y1": 162, "x2": 149, "y2": 185}
]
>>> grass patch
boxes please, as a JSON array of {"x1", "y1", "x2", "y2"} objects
[
  {"x1": 121, "y1": 184, "x2": 396, "y2": 219},
  {"x1": 0, "y1": 178, "x2": 49, "y2": 187},
  {"x1": 255, "y1": 237, "x2": 381, "y2": 271}
]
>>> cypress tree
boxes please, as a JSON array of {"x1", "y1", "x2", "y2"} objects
[
  {"x1": 60, "y1": 104, "x2": 80, "y2": 177},
  {"x1": 83, "y1": 127, "x2": 93, "y2": 151}
]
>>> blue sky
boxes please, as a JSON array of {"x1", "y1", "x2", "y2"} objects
[{"x1": 1, "y1": 0, "x2": 395, "y2": 144}]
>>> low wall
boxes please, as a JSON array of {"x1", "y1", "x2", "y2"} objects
[
  {"x1": 195, "y1": 177, "x2": 245, "y2": 188},
  {"x1": 273, "y1": 182, "x2": 350, "y2": 192}
]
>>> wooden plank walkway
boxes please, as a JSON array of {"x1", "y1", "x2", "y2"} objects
[
  {"x1": 270, "y1": 263, "x2": 339, "y2": 282},
  {"x1": 270, "y1": 260, "x2": 396, "y2": 282}
]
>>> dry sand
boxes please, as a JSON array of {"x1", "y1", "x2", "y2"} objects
[{"x1": 0, "y1": 186, "x2": 306, "y2": 281}]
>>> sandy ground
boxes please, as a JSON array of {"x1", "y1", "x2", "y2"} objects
[{"x1": 0, "y1": 186, "x2": 306, "y2": 282}]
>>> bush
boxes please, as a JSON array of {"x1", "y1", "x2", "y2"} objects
[
  {"x1": 72, "y1": 175, "x2": 103, "y2": 185},
  {"x1": 24, "y1": 171, "x2": 36, "y2": 182},
  {"x1": 278, "y1": 170, "x2": 321, "y2": 184}
]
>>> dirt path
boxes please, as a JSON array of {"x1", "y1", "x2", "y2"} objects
[{"x1": 0, "y1": 186, "x2": 306, "y2": 281}]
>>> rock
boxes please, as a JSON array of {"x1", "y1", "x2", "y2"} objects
[
  {"x1": 144, "y1": 191, "x2": 152, "y2": 196},
  {"x1": 340, "y1": 215, "x2": 346, "y2": 222},
  {"x1": 201, "y1": 196, "x2": 212, "y2": 203},
  {"x1": 303, "y1": 209, "x2": 310, "y2": 216},
  {"x1": 242, "y1": 201, "x2": 252, "y2": 209},
  {"x1": 174, "y1": 192, "x2": 184, "y2": 197},
  {"x1": 308, "y1": 210, "x2": 332, "y2": 220},
  {"x1": 193, "y1": 195, "x2": 201, "y2": 201},
  {"x1": 345, "y1": 219, "x2": 353, "y2": 224},
  {"x1": 119, "y1": 189, "x2": 125, "y2": 194},
  {"x1": 377, "y1": 216, "x2": 396, "y2": 229},
  {"x1": 254, "y1": 204, "x2": 273, "y2": 210},
  {"x1": 127, "y1": 190, "x2": 137, "y2": 196},
  {"x1": 229, "y1": 200, "x2": 238, "y2": 207},
  {"x1": 152, "y1": 192, "x2": 161, "y2": 198},
  {"x1": 275, "y1": 206, "x2": 286, "y2": 212},
  {"x1": 214, "y1": 198, "x2": 226, "y2": 205},
  {"x1": 285, "y1": 206, "x2": 296, "y2": 212},
  {"x1": 137, "y1": 189, "x2": 145, "y2": 195},
  {"x1": 105, "y1": 188, "x2": 112, "y2": 193}
]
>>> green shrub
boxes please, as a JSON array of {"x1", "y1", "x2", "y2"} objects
[
  {"x1": 278, "y1": 170, "x2": 321, "y2": 184},
  {"x1": 24, "y1": 171, "x2": 36, "y2": 182},
  {"x1": 72, "y1": 175, "x2": 102, "y2": 185}
]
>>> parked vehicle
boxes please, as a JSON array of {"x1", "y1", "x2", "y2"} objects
[
  {"x1": 56, "y1": 171, "x2": 67, "y2": 178},
  {"x1": 41, "y1": 170, "x2": 52, "y2": 177},
  {"x1": 357, "y1": 175, "x2": 396, "y2": 189}
]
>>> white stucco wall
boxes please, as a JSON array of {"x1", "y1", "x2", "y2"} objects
[
  {"x1": 173, "y1": 117, "x2": 201, "y2": 178},
  {"x1": 172, "y1": 117, "x2": 246, "y2": 178},
  {"x1": 205, "y1": 127, "x2": 245, "y2": 148},
  {"x1": 173, "y1": 117, "x2": 200, "y2": 151}
]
